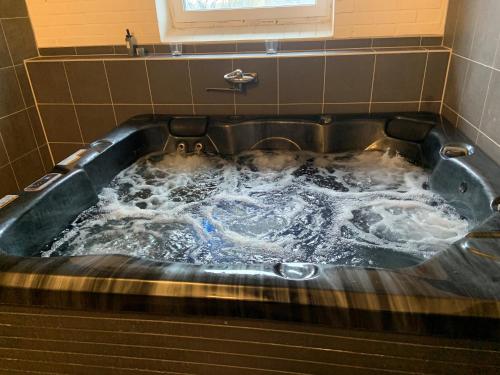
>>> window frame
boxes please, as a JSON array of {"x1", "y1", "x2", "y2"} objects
[{"x1": 168, "y1": 0, "x2": 333, "y2": 29}]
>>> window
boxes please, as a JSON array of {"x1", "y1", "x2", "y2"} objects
[
  {"x1": 183, "y1": 0, "x2": 317, "y2": 11},
  {"x1": 156, "y1": 0, "x2": 334, "y2": 42}
]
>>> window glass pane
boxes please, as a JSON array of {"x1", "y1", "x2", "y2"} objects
[{"x1": 184, "y1": 0, "x2": 316, "y2": 11}]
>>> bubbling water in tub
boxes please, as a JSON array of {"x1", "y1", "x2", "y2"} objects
[{"x1": 42, "y1": 150, "x2": 469, "y2": 268}]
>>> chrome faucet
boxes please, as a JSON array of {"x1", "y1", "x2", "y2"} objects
[{"x1": 207, "y1": 69, "x2": 258, "y2": 93}]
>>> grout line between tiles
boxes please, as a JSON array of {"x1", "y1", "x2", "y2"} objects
[
  {"x1": 102, "y1": 61, "x2": 118, "y2": 127},
  {"x1": 440, "y1": 50, "x2": 453, "y2": 114},
  {"x1": 450, "y1": 1, "x2": 462, "y2": 51},
  {"x1": 5, "y1": 30, "x2": 47, "y2": 175},
  {"x1": 62, "y1": 62, "x2": 85, "y2": 144},
  {"x1": 476, "y1": 69, "x2": 494, "y2": 143},
  {"x1": 143, "y1": 60, "x2": 155, "y2": 116},
  {"x1": 276, "y1": 56, "x2": 280, "y2": 116},
  {"x1": 444, "y1": 105, "x2": 500, "y2": 148},
  {"x1": 0, "y1": 132, "x2": 20, "y2": 191},
  {"x1": 321, "y1": 53, "x2": 327, "y2": 114},
  {"x1": 231, "y1": 59, "x2": 236, "y2": 116},
  {"x1": 418, "y1": 52, "x2": 430, "y2": 112},
  {"x1": 452, "y1": 52, "x2": 500, "y2": 73},
  {"x1": 368, "y1": 55, "x2": 377, "y2": 113},
  {"x1": 24, "y1": 61, "x2": 55, "y2": 167},
  {"x1": 187, "y1": 60, "x2": 196, "y2": 115},
  {"x1": 457, "y1": 60, "x2": 471, "y2": 121}
]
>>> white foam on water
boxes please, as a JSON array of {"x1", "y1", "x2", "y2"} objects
[{"x1": 41, "y1": 150, "x2": 469, "y2": 267}]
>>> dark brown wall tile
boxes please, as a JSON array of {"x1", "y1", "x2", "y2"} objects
[
  {"x1": 419, "y1": 102, "x2": 441, "y2": 113},
  {"x1": 481, "y1": 70, "x2": 500, "y2": 145},
  {"x1": 477, "y1": 134, "x2": 500, "y2": 165},
  {"x1": 27, "y1": 106, "x2": 45, "y2": 146},
  {"x1": 421, "y1": 37, "x2": 443, "y2": 47},
  {"x1": 113, "y1": 45, "x2": 129, "y2": 55},
  {"x1": 11, "y1": 149, "x2": 44, "y2": 189},
  {"x1": 75, "y1": 46, "x2": 114, "y2": 55},
  {"x1": 443, "y1": 54, "x2": 468, "y2": 110},
  {"x1": 235, "y1": 104, "x2": 278, "y2": 116},
  {"x1": 279, "y1": 104, "x2": 322, "y2": 115},
  {"x1": 279, "y1": 57, "x2": 324, "y2": 104},
  {"x1": 105, "y1": 60, "x2": 151, "y2": 104},
  {"x1": 1, "y1": 18, "x2": 38, "y2": 65},
  {"x1": 114, "y1": 104, "x2": 153, "y2": 125},
  {"x1": 421, "y1": 52, "x2": 449, "y2": 101},
  {"x1": 453, "y1": 0, "x2": 479, "y2": 58},
  {"x1": 372, "y1": 37, "x2": 421, "y2": 47},
  {"x1": 194, "y1": 104, "x2": 234, "y2": 116},
  {"x1": 324, "y1": 103, "x2": 370, "y2": 114},
  {"x1": 65, "y1": 61, "x2": 111, "y2": 104},
  {"x1": 235, "y1": 58, "x2": 277, "y2": 105},
  {"x1": 190, "y1": 59, "x2": 234, "y2": 104},
  {"x1": 15, "y1": 64, "x2": 34, "y2": 107},
  {"x1": 443, "y1": 0, "x2": 460, "y2": 47},
  {"x1": 457, "y1": 116, "x2": 478, "y2": 141},
  {"x1": 458, "y1": 61, "x2": 491, "y2": 126},
  {"x1": 64, "y1": 62, "x2": 110, "y2": 104},
  {"x1": 154, "y1": 105, "x2": 194, "y2": 116},
  {"x1": 0, "y1": 27, "x2": 12, "y2": 68},
  {"x1": 39, "y1": 144, "x2": 53, "y2": 172},
  {"x1": 75, "y1": 105, "x2": 116, "y2": 143},
  {"x1": 325, "y1": 39, "x2": 372, "y2": 49},
  {"x1": 280, "y1": 41, "x2": 324, "y2": 51},
  {"x1": 372, "y1": 53, "x2": 426, "y2": 102},
  {"x1": 38, "y1": 104, "x2": 81, "y2": 143},
  {"x1": 324, "y1": 55, "x2": 374, "y2": 103},
  {"x1": 0, "y1": 0, "x2": 28, "y2": 18},
  {"x1": 27, "y1": 62, "x2": 71, "y2": 103},
  {"x1": 0, "y1": 132, "x2": 8, "y2": 166},
  {"x1": 195, "y1": 43, "x2": 236, "y2": 54},
  {"x1": 50, "y1": 142, "x2": 84, "y2": 164},
  {"x1": 371, "y1": 102, "x2": 420, "y2": 113},
  {"x1": 477, "y1": 5, "x2": 500, "y2": 61},
  {"x1": 0, "y1": 110, "x2": 36, "y2": 160},
  {"x1": 147, "y1": 60, "x2": 192, "y2": 104},
  {"x1": 0, "y1": 165, "x2": 17, "y2": 196},
  {"x1": 0, "y1": 67, "x2": 24, "y2": 117},
  {"x1": 39, "y1": 47, "x2": 76, "y2": 56},
  {"x1": 154, "y1": 44, "x2": 196, "y2": 55},
  {"x1": 442, "y1": 105, "x2": 458, "y2": 126},
  {"x1": 236, "y1": 42, "x2": 265, "y2": 53}
]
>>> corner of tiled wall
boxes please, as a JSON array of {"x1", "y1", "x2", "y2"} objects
[
  {"x1": 0, "y1": 0, "x2": 52, "y2": 196},
  {"x1": 442, "y1": 0, "x2": 500, "y2": 165}
]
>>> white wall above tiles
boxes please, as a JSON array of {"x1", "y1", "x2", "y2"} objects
[{"x1": 27, "y1": 0, "x2": 449, "y2": 47}]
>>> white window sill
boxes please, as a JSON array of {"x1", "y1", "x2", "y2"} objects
[{"x1": 163, "y1": 23, "x2": 333, "y2": 44}]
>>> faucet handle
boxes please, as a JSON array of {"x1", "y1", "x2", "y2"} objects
[{"x1": 224, "y1": 69, "x2": 257, "y2": 84}]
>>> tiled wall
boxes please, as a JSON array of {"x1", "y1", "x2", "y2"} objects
[
  {"x1": 0, "y1": 1, "x2": 50, "y2": 197},
  {"x1": 26, "y1": 46, "x2": 450, "y2": 163},
  {"x1": 335, "y1": 0, "x2": 448, "y2": 38},
  {"x1": 26, "y1": 0, "x2": 448, "y2": 47},
  {"x1": 442, "y1": 0, "x2": 500, "y2": 164}
]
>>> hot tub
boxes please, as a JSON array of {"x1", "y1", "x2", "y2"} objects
[{"x1": 0, "y1": 113, "x2": 499, "y2": 373}]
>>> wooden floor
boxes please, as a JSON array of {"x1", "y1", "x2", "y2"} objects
[{"x1": 0, "y1": 304, "x2": 499, "y2": 374}]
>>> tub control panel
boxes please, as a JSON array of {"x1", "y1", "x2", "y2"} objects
[
  {"x1": 24, "y1": 173, "x2": 62, "y2": 192},
  {"x1": 0, "y1": 195, "x2": 18, "y2": 209}
]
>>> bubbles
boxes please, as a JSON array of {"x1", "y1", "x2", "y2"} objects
[{"x1": 41, "y1": 150, "x2": 469, "y2": 268}]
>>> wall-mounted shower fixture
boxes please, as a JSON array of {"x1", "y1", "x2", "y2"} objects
[{"x1": 207, "y1": 69, "x2": 258, "y2": 93}]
